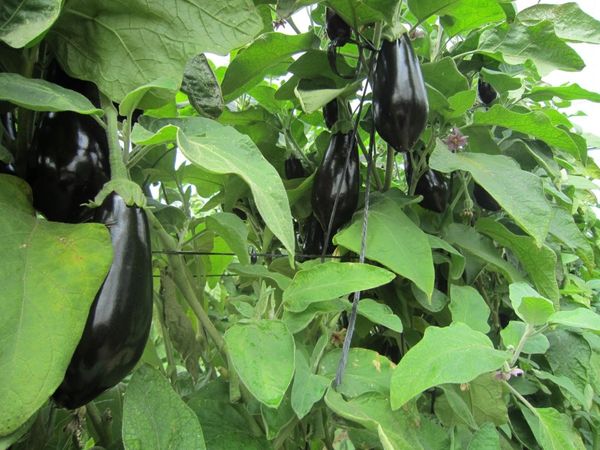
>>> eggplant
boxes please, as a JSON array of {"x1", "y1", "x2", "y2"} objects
[
  {"x1": 53, "y1": 193, "x2": 153, "y2": 409},
  {"x1": 284, "y1": 156, "x2": 306, "y2": 179},
  {"x1": 473, "y1": 183, "x2": 501, "y2": 211},
  {"x1": 372, "y1": 35, "x2": 428, "y2": 152},
  {"x1": 26, "y1": 64, "x2": 109, "y2": 223},
  {"x1": 311, "y1": 132, "x2": 359, "y2": 236},
  {"x1": 478, "y1": 78, "x2": 497, "y2": 105},
  {"x1": 405, "y1": 158, "x2": 449, "y2": 213},
  {"x1": 326, "y1": 9, "x2": 351, "y2": 46}
]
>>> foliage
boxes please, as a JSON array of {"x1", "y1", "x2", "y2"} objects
[{"x1": 1, "y1": 0, "x2": 600, "y2": 449}]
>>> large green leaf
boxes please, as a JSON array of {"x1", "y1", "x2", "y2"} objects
[
  {"x1": 449, "y1": 285, "x2": 490, "y2": 333},
  {"x1": 0, "y1": 73, "x2": 101, "y2": 115},
  {"x1": 522, "y1": 407, "x2": 586, "y2": 450},
  {"x1": 0, "y1": 175, "x2": 113, "y2": 436},
  {"x1": 549, "y1": 308, "x2": 600, "y2": 332},
  {"x1": 518, "y1": 2, "x2": 600, "y2": 44},
  {"x1": 408, "y1": 0, "x2": 504, "y2": 34},
  {"x1": 357, "y1": 299, "x2": 403, "y2": 333},
  {"x1": 0, "y1": 0, "x2": 61, "y2": 48},
  {"x1": 477, "y1": 219, "x2": 559, "y2": 303},
  {"x1": 49, "y1": 0, "x2": 263, "y2": 102},
  {"x1": 206, "y1": 213, "x2": 249, "y2": 265},
  {"x1": 222, "y1": 32, "x2": 319, "y2": 101},
  {"x1": 431, "y1": 144, "x2": 552, "y2": 246},
  {"x1": 509, "y1": 282, "x2": 555, "y2": 325},
  {"x1": 326, "y1": 0, "x2": 399, "y2": 28},
  {"x1": 473, "y1": 105, "x2": 579, "y2": 157},
  {"x1": 291, "y1": 350, "x2": 329, "y2": 420},
  {"x1": 443, "y1": 224, "x2": 522, "y2": 282},
  {"x1": 421, "y1": 57, "x2": 469, "y2": 98},
  {"x1": 526, "y1": 83, "x2": 600, "y2": 103},
  {"x1": 390, "y1": 323, "x2": 509, "y2": 409},
  {"x1": 169, "y1": 117, "x2": 294, "y2": 258},
  {"x1": 224, "y1": 320, "x2": 295, "y2": 408},
  {"x1": 283, "y1": 262, "x2": 395, "y2": 312},
  {"x1": 334, "y1": 192, "x2": 434, "y2": 297},
  {"x1": 319, "y1": 348, "x2": 394, "y2": 398},
  {"x1": 549, "y1": 206, "x2": 594, "y2": 268},
  {"x1": 479, "y1": 21, "x2": 585, "y2": 74},
  {"x1": 122, "y1": 365, "x2": 206, "y2": 450}
]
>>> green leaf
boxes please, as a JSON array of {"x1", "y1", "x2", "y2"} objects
[
  {"x1": 0, "y1": 0, "x2": 61, "y2": 48},
  {"x1": 431, "y1": 144, "x2": 552, "y2": 246},
  {"x1": 546, "y1": 330, "x2": 592, "y2": 402},
  {"x1": 477, "y1": 219, "x2": 559, "y2": 303},
  {"x1": 186, "y1": 381, "x2": 269, "y2": 450},
  {"x1": 533, "y1": 370, "x2": 589, "y2": 410},
  {"x1": 474, "y1": 105, "x2": 579, "y2": 157},
  {"x1": 449, "y1": 285, "x2": 491, "y2": 333},
  {"x1": 119, "y1": 78, "x2": 179, "y2": 115},
  {"x1": 438, "y1": 0, "x2": 506, "y2": 36},
  {"x1": 182, "y1": 53, "x2": 224, "y2": 119},
  {"x1": 324, "y1": 390, "x2": 425, "y2": 450},
  {"x1": 357, "y1": 299, "x2": 403, "y2": 333},
  {"x1": 283, "y1": 299, "x2": 349, "y2": 334},
  {"x1": 291, "y1": 351, "x2": 329, "y2": 420},
  {"x1": 228, "y1": 263, "x2": 291, "y2": 291},
  {"x1": 549, "y1": 308, "x2": 600, "y2": 332},
  {"x1": 0, "y1": 175, "x2": 113, "y2": 436},
  {"x1": 173, "y1": 117, "x2": 295, "y2": 259},
  {"x1": 224, "y1": 320, "x2": 295, "y2": 408},
  {"x1": 480, "y1": 68, "x2": 522, "y2": 93},
  {"x1": 500, "y1": 321, "x2": 549, "y2": 354},
  {"x1": 0, "y1": 73, "x2": 102, "y2": 115},
  {"x1": 509, "y1": 282, "x2": 555, "y2": 326},
  {"x1": 518, "y1": 2, "x2": 600, "y2": 44},
  {"x1": 421, "y1": 57, "x2": 469, "y2": 98},
  {"x1": 479, "y1": 21, "x2": 585, "y2": 74},
  {"x1": 549, "y1": 206, "x2": 594, "y2": 269},
  {"x1": 206, "y1": 213, "x2": 249, "y2": 265},
  {"x1": 122, "y1": 365, "x2": 205, "y2": 450},
  {"x1": 49, "y1": 0, "x2": 263, "y2": 102},
  {"x1": 390, "y1": 323, "x2": 509, "y2": 409},
  {"x1": 260, "y1": 395, "x2": 295, "y2": 440},
  {"x1": 468, "y1": 423, "x2": 500, "y2": 450},
  {"x1": 334, "y1": 192, "x2": 434, "y2": 298},
  {"x1": 326, "y1": 0, "x2": 399, "y2": 28},
  {"x1": 522, "y1": 407, "x2": 586, "y2": 450},
  {"x1": 443, "y1": 224, "x2": 522, "y2": 282},
  {"x1": 296, "y1": 81, "x2": 362, "y2": 114},
  {"x1": 283, "y1": 262, "x2": 395, "y2": 312},
  {"x1": 526, "y1": 83, "x2": 600, "y2": 103},
  {"x1": 319, "y1": 348, "x2": 394, "y2": 398},
  {"x1": 222, "y1": 32, "x2": 319, "y2": 101}
]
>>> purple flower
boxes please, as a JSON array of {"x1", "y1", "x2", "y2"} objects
[{"x1": 443, "y1": 127, "x2": 468, "y2": 151}]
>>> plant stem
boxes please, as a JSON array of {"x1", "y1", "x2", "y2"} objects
[
  {"x1": 504, "y1": 381, "x2": 538, "y2": 417},
  {"x1": 100, "y1": 94, "x2": 128, "y2": 180},
  {"x1": 511, "y1": 323, "x2": 534, "y2": 366},
  {"x1": 383, "y1": 144, "x2": 395, "y2": 191},
  {"x1": 86, "y1": 401, "x2": 111, "y2": 447},
  {"x1": 154, "y1": 294, "x2": 178, "y2": 382}
]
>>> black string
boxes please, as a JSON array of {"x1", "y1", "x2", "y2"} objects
[{"x1": 152, "y1": 250, "x2": 346, "y2": 260}]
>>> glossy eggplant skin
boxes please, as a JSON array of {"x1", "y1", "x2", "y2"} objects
[
  {"x1": 405, "y1": 158, "x2": 449, "y2": 213},
  {"x1": 53, "y1": 194, "x2": 153, "y2": 409},
  {"x1": 373, "y1": 35, "x2": 429, "y2": 152},
  {"x1": 1, "y1": 110, "x2": 16, "y2": 142},
  {"x1": 477, "y1": 79, "x2": 497, "y2": 105},
  {"x1": 473, "y1": 183, "x2": 501, "y2": 211},
  {"x1": 284, "y1": 156, "x2": 306, "y2": 179},
  {"x1": 26, "y1": 64, "x2": 109, "y2": 223},
  {"x1": 311, "y1": 132, "x2": 359, "y2": 235},
  {"x1": 301, "y1": 215, "x2": 325, "y2": 260},
  {"x1": 323, "y1": 99, "x2": 339, "y2": 129},
  {"x1": 326, "y1": 9, "x2": 351, "y2": 46}
]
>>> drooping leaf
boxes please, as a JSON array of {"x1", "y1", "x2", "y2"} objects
[
  {"x1": 479, "y1": 21, "x2": 585, "y2": 74},
  {"x1": 224, "y1": 320, "x2": 295, "y2": 408},
  {"x1": 229, "y1": 263, "x2": 291, "y2": 291},
  {"x1": 334, "y1": 192, "x2": 435, "y2": 298},
  {"x1": 390, "y1": 323, "x2": 509, "y2": 409},
  {"x1": 49, "y1": 0, "x2": 263, "y2": 101},
  {"x1": 0, "y1": 0, "x2": 62, "y2": 48},
  {"x1": 165, "y1": 117, "x2": 294, "y2": 259},
  {"x1": 0, "y1": 175, "x2": 113, "y2": 436},
  {"x1": 182, "y1": 53, "x2": 224, "y2": 119},
  {"x1": 122, "y1": 365, "x2": 206, "y2": 450},
  {"x1": 526, "y1": 83, "x2": 600, "y2": 103},
  {"x1": 431, "y1": 144, "x2": 552, "y2": 246},
  {"x1": 0, "y1": 73, "x2": 102, "y2": 115},
  {"x1": 357, "y1": 299, "x2": 403, "y2": 333},
  {"x1": 518, "y1": 2, "x2": 600, "y2": 44},
  {"x1": 222, "y1": 32, "x2": 319, "y2": 101},
  {"x1": 283, "y1": 262, "x2": 395, "y2": 312},
  {"x1": 119, "y1": 78, "x2": 179, "y2": 115},
  {"x1": 319, "y1": 348, "x2": 395, "y2": 398},
  {"x1": 449, "y1": 285, "x2": 491, "y2": 333},
  {"x1": 324, "y1": 390, "x2": 425, "y2": 450},
  {"x1": 477, "y1": 219, "x2": 559, "y2": 303},
  {"x1": 291, "y1": 350, "x2": 329, "y2": 420},
  {"x1": 521, "y1": 407, "x2": 586, "y2": 450}
]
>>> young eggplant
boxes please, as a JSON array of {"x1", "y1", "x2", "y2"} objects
[
  {"x1": 405, "y1": 158, "x2": 449, "y2": 213},
  {"x1": 473, "y1": 183, "x2": 501, "y2": 211},
  {"x1": 477, "y1": 78, "x2": 497, "y2": 105},
  {"x1": 311, "y1": 132, "x2": 359, "y2": 236},
  {"x1": 53, "y1": 193, "x2": 153, "y2": 409},
  {"x1": 326, "y1": 8, "x2": 351, "y2": 47},
  {"x1": 372, "y1": 35, "x2": 428, "y2": 152}
]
